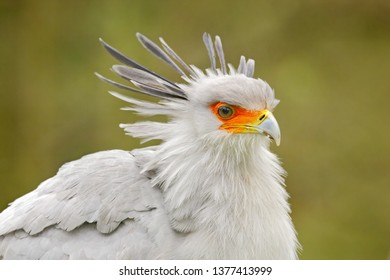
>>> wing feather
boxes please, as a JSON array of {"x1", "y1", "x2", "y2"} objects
[{"x1": 0, "y1": 149, "x2": 177, "y2": 259}]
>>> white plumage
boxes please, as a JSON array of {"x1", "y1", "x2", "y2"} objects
[{"x1": 0, "y1": 33, "x2": 299, "y2": 259}]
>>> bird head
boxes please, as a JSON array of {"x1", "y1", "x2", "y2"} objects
[
  {"x1": 96, "y1": 33, "x2": 281, "y2": 147},
  {"x1": 185, "y1": 74, "x2": 280, "y2": 145}
]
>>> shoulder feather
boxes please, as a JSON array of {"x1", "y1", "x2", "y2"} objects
[{"x1": 0, "y1": 149, "x2": 158, "y2": 236}]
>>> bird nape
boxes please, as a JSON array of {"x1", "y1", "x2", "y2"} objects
[{"x1": 0, "y1": 33, "x2": 299, "y2": 260}]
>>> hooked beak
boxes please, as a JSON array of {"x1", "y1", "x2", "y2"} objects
[{"x1": 256, "y1": 111, "x2": 281, "y2": 146}]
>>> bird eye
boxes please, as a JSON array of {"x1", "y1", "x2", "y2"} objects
[{"x1": 217, "y1": 105, "x2": 235, "y2": 119}]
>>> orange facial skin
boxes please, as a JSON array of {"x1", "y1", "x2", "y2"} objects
[{"x1": 210, "y1": 102, "x2": 269, "y2": 133}]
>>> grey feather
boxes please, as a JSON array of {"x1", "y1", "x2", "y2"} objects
[
  {"x1": 136, "y1": 33, "x2": 188, "y2": 78},
  {"x1": 237, "y1": 55, "x2": 247, "y2": 74},
  {"x1": 111, "y1": 65, "x2": 186, "y2": 97},
  {"x1": 159, "y1": 37, "x2": 198, "y2": 78},
  {"x1": 202, "y1": 33, "x2": 217, "y2": 74},
  {"x1": 131, "y1": 81, "x2": 186, "y2": 101},
  {"x1": 246, "y1": 59, "x2": 255, "y2": 78},
  {"x1": 99, "y1": 38, "x2": 181, "y2": 90},
  {"x1": 214, "y1": 36, "x2": 227, "y2": 75},
  {"x1": 95, "y1": 72, "x2": 185, "y2": 101}
]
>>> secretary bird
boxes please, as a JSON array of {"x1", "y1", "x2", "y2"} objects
[{"x1": 0, "y1": 33, "x2": 299, "y2": 259}]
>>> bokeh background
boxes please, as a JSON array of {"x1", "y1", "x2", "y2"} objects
[{"x1": 0, "y1": 0, "x2": 389, "y2": 259}]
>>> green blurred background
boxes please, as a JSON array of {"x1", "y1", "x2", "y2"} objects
[{"x1": 0, "y1": 0, "x2": 389, "y2": 259}]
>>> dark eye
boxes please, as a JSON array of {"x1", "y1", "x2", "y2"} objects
[{"x1": 217, "y1": 105, "x2": 235, "y2": 119}]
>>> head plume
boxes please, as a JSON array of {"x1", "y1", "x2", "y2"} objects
[{"x1": 96, "y1": 32, "x2": 257, "y2": 102}]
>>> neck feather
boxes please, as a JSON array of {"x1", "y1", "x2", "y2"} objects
[{"x1": 142, "y1": 132, "x2": 298, "y2": 258}]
